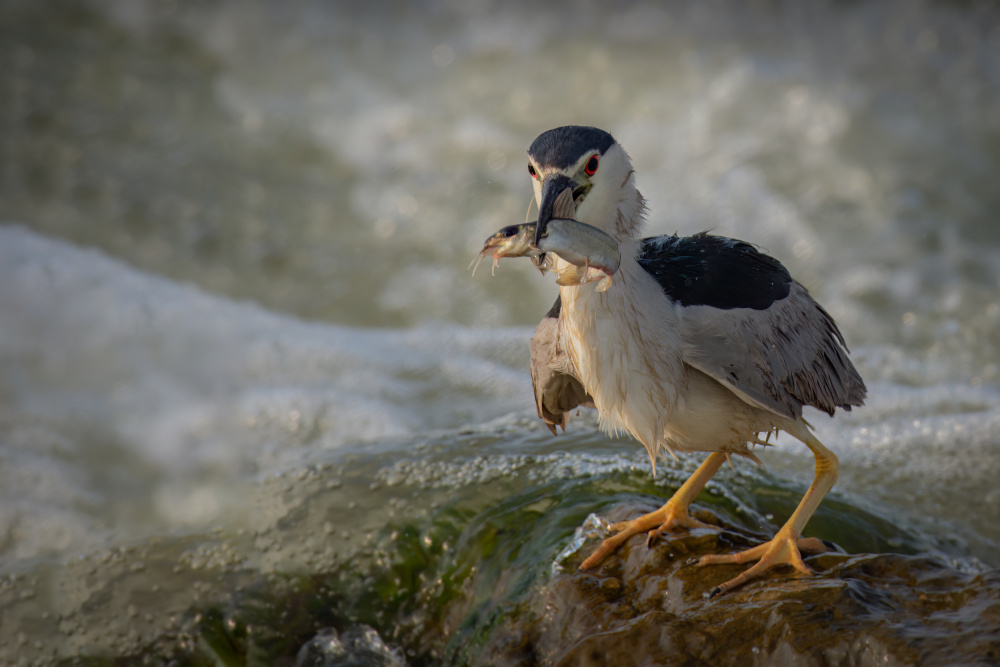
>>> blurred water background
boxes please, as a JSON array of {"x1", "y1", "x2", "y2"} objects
[{"x1": 0, "y1": 0, "x2": 999, "y2": 663}]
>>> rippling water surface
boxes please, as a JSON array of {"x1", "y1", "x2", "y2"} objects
[{"x1": 1, "y1": 1, "x2": 998, "y2": 664}]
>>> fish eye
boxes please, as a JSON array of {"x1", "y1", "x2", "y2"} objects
[
  {"x1": 528, "y1": 164, "x2": 538, "y2": 179},
  {"x1": 585, "y1": 155, "x2": 599, "y2": 176},
  {"x1": 498, "y1": 225, "x2": 518, "y2": 238}
]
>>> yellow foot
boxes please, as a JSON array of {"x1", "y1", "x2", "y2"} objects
[
  {"x1": 692, "y1": 528, "x2": 827, "y2": 597},
  {"x1": 579, "y1": 502, "x2": 714, "y2": 570}
]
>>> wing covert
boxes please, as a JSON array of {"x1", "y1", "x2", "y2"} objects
[
  {"x1": 638, "y1": 234, "x2": 866, "y2": 418},
  {"x1": 638, "y1": 232, "x2": 791, "y2": 310}
]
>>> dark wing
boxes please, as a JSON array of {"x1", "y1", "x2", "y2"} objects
[
  {"x1": 530, "y1": 296, "x2": 595, "y2": 434},
  {"x1": 638, "y1": 232, "x2": 791, "y2": 310},
  {"x1": 638, "y1": 233, "x2": 866, "y2": 419}
]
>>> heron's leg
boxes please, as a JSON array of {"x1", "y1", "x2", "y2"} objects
[
  {"x1": 579, "y1": 452, "x2": 727, "y2": 570},
  {"x1": 694, "y1": 432, "x2": 838, "y2": 596}
]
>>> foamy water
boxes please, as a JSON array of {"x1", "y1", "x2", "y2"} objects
[{"x1": 1, "y1": 0, "x2": 998, "y2": 662}]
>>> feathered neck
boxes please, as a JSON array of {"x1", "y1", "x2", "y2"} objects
[{"x1": 606, "y1": 184, "x2": 647, "y2": 243}]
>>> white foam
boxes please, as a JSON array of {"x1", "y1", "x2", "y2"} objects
[{"x1": 0, "y1": 225, "x2": 534, "y2": 561}]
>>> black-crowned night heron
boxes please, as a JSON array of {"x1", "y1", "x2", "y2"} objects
[{"x1": 525, "y1": 126, "x2": 866, "y2": 596}]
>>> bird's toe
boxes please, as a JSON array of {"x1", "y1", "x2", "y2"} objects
[{"x1": 697, "y1": 528, "x2": 816, "y2": 594}]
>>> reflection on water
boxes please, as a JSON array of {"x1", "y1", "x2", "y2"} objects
[{"x1": 0, "y1": 0, "x2": 999, "y2": 663}]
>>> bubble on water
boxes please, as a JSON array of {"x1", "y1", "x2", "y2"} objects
[{"x1": 431, "y1": 44, "x2": 455, "y2": 68}]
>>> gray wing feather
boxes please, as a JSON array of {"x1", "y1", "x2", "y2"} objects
[
  {"x1": 678, "y1": 282, "x2": 866, "y2": 419},
  {"x1": 530, "y1": 297, "x2": 594, "y2": 434}
]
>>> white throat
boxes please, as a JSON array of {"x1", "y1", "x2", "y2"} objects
[
  {"x1": 555, "y1": 198, "x2": 685, "y2": 470},
  {"x1": 579, "y1": 176, "x2": 647, "y2": 243}
]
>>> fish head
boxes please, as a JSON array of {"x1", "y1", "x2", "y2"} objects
[{"x1": 483, "y1": 225, "x2": 522, "y2": 251}]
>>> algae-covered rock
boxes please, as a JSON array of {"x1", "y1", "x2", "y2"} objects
[
  {"x1": 27, "y1": 443, "x2": 999, "y2": 666},
  {"x1": 479, "y1": 516, "x2": 1000, "y2": 666},
  {"x1": 169, "y1": 460, "x2": 999, "y2": 667}
]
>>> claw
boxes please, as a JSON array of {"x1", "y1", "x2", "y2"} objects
[{"x1": 646, "y1": 531, "x2": 659, "y2": 549}]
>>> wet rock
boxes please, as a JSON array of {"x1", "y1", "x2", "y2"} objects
[
  {"x1": 296, "y1": 625, "x2": 406, "y2": 667},
  {"x1": 478, "y1": 524, "x2": 1000, "y2": 666},
  {"x1": 65, "y1": 463, "x2": 999, "y2": 666}
]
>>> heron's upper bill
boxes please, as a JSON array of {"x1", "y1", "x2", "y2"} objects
[{"x1": 534, "y1": 175, "x2": 577, "y2": 245}]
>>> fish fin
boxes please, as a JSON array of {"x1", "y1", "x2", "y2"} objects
[
  {"x1": 596, "y1": 275, "x2": 613, "y2": 292},
  {"x1": 580, "y1": 266, "x2": 605, "y2": 284},
  {"x1": 555, "y1": 265, "x2": 584, "y2": 286},
  {"x1": 551, "y1": 187, "x2": 576, "y2": 219}
]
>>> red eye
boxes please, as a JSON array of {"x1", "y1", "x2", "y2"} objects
[
  {"x1": 528, "y1": 164, "x2": 539, "y2": 179},
  {"x1": 585, "y1": 154, "x2": 599, "y2": 176}
]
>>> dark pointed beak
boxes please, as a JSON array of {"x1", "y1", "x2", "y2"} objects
[{"x1": 534, "y1": 174, "x2": 577, "y2": 246}]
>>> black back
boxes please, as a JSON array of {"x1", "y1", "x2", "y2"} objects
[{"x1": 638, "y1": 232, "x2": 792, "y2": 310}]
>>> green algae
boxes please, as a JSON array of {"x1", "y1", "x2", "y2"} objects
[{"x1": 81, "y1": 453, "x2": 996, "y2": 666}]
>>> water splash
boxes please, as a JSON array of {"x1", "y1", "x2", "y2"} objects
[
  {"x1": 551, "y1": 513, "x2": 612, "y2": 574},
  {"x1": 296, "y1": 626, "x2": 406, "y2": 667}
]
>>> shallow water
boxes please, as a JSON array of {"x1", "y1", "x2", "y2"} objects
[{"x1": 1, "y1": 0, "x2": 999, "y2": 664}]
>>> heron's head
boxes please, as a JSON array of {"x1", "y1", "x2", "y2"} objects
[{"x1": 527, "y1": 126, "x2": 639, "y2": 245}]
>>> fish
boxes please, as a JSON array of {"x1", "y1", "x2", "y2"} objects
[
  {"x1": 469, "y1": 188, "x2": 621, "y2": 292},
  {"x1": 468, "y1": 223, "x2": 550, "y2": 276},
  {"x1": 537, "y1": 218, "x2": 620, "y2": 291},
  {"x1": 535, "y1": 188, "x2": 620, "y2": 292}
]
